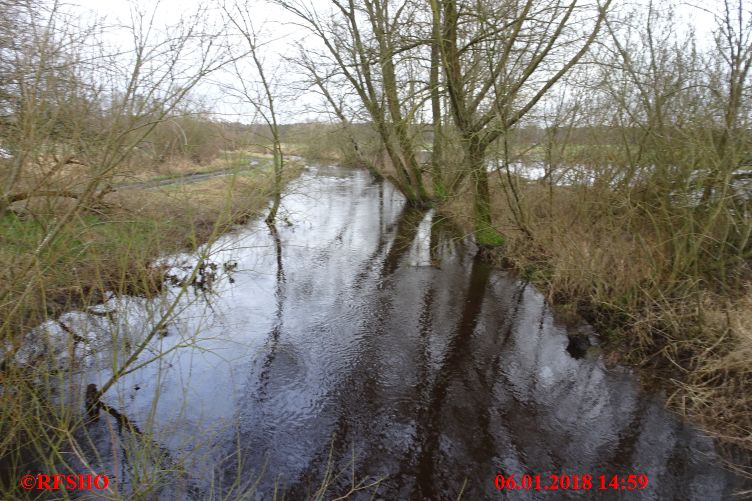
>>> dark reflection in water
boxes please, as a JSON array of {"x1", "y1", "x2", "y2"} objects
[
  {"x1": 254, "y1": 224, "x2": 285, "y2": 405},
  {"x1": 88, "y1": 164, "x2": 747, "y2": 500},
  {"x1": 380, "y1": 206, "x2": 431, "y2": 277}
]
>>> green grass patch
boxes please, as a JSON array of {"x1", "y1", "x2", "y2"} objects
[{"x1": 475, "y1": 223, "x2": 505, "y2": 247}]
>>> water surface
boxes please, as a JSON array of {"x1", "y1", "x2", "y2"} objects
[{"x1": 76, "y1": 164, "x2": 745, "y2": 499}]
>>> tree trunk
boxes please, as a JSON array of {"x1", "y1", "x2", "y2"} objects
[
  {"x1": 266, "y1": 142, "x2": 283, "y2": 224},
  {"x1": 468, "y1": 139, "x2": 503, "y2": 247},
  {"x1": 430, "y1": 9, "x2": 446, "y2": 199}
]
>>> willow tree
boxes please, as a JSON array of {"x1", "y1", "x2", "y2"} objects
[
  {"x1": 292, "y1": 43, "x2": 383, "y2": 176},
  {"x1": 431, "y1": 0, "x2": 612, "y2": 246},
  {"x1": 278, "y1": 0, "x2": 435, "y2": 205}
]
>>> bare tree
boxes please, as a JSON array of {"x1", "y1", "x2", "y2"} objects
[
  {"x1": 431, "y1": 0, "x2": 612, "y2": 246},
  {"x1": 292, "y1": 42, "x2": 384, "y2": 175},
  {"x1": 0, "y1": 1, "x2": 228, "y2": 326},
  {"x1": 429, "y1": 0, "x2": 447, "y2": 198},
  {"x1": 600, "y1": 0, "x2": 752, "y2": 284},
  {"x1": 222, "y1": 1, "x2": 287, "y2": 225},
  {"x1": 277, "y1": 0, "x2": 434, "y2": 205}
]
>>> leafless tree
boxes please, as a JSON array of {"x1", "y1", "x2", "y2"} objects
[
  {"x1": 0, "y1": 1, "x2": 228, "y2": 319},
  {"x1": 600, "y1": 0, "x2": 752, "y2": 284},
  {"x1": 222, "y1": 1, "x2": 287, "y2": 225},
  {"x1": 431, "y1": 0, "x2": 612, "y2": 246},
  {"x1": 277, "y1": 0, "x2": 434, "y2": 205}
]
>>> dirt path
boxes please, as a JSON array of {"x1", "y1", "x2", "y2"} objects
[{"x1": 115, "y1": 161, "x2": 263, "y2": 190}]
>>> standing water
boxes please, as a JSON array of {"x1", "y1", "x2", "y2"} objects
[{"x1": 70, "y1": 164, "x2": 745, "y2": 499}]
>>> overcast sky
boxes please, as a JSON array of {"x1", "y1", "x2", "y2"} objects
[{"x1": 66, "y1": 0, "x2": 725, "y2": 124}]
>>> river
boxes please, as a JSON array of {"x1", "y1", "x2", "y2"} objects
[{"x1": 67, "y1": 163, "x2": 745, "y2": 499}]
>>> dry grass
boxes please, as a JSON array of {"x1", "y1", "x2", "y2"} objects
[
  {"x1": 117, "y1": 149, "x2": 275, "y2": 183},
  {"x1": 7, "y1": 149, "x2": 276, "y2": 193},
  {"x1": 0, "y1": 161, "x2": 297, "y2": 332}
]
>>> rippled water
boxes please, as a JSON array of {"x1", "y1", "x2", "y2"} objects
[{"x1": 72, "y1": 164, "x2": 745, "y2": 499}]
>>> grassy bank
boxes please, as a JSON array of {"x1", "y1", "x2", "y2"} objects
[
  {"x1": 0, "y1": 152, "x2": 297, "y2": 329},
  {"x1": 114, "y1": 149, "x2": 274, "y2": 184},
  {"x1": 442, "y1": 177, "x2": 752, "y2": 459}
]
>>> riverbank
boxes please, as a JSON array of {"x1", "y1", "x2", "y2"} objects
[
  {"x1": 442, "y1": 179, "x2": 752, "y2": 463},
  {"x1": 0, "y1": 152, "x2": 302, "y2": 334}
]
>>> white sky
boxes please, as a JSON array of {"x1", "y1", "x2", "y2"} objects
[
  {"x1": 66, "y1": 0, "x2": 728, "y2": 124},
  {"x1": 69, "y1": 0, "x2": 327, "y2": 123}
]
